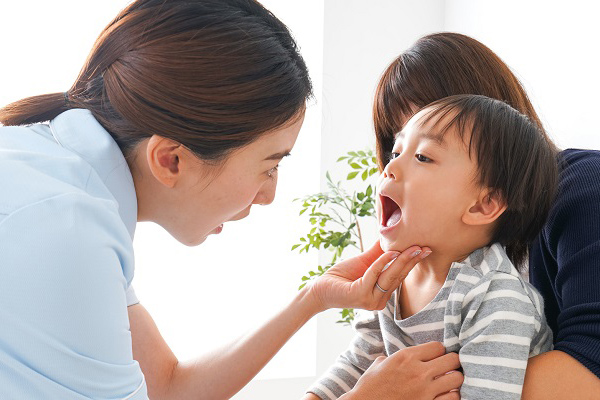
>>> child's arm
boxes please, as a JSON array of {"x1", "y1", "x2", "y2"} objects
[
  {"x1": 306, "y1": 310, "x2": 386, "y2": 399},
  {"x1": 304, "y1": 341, "x2": 462, "y2": 400},
  {"x1": 457, "y1": 272, "x2": 552, "y2": 400}
]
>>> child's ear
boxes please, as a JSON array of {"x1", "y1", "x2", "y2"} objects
[{"x1": 462, "y1": 189, "x2": 507, "y2": 226}]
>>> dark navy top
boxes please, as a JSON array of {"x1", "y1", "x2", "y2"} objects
[{"x1": 530, "y1": 149, "x2": 600, "y2": 378}]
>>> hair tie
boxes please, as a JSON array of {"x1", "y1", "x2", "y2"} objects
[{"x1": 63, "y1": 92, "x2": 70, "y2": 106}]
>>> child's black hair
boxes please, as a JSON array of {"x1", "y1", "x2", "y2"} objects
[{"x1": 418, "y1": 94, "x2": 558, "y2": 270}]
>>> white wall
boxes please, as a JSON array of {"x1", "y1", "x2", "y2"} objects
[{"x1": 444, "y1": 0, "x2": 600, "y2": 150}]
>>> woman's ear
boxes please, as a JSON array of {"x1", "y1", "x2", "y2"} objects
[
  {"x1": 462, "y1": 189, "x2": 507, "y2": 226},
  {"x1": 146, "y1": 135, "x2": 183, "y2": 188}
]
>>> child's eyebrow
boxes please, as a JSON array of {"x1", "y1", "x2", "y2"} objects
[
  {"x1": 417, "y1": 130, "x2": 447, "y2": 147},
  {"x1": 393, "y1": 130, "x2": 447, "y2": 147}
]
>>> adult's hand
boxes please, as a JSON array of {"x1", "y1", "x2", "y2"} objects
[
  {"x1": 342, "y1": 342, "x2": 463, "y2": 400},
  {"x1": 308, "y1": 240, "x2": 431, "y2": 312}
]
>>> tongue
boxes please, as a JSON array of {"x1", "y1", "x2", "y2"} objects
[{"x1": 386, "y1": 208, "x2": 402, "y2": 227}]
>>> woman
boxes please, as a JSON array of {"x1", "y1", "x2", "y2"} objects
[
  {"x1": 369, "y1": 32, "x2": 600, "y2": 399},
  {"x1": 0, "y1": 1, "x2": 462, "y2": 399}
]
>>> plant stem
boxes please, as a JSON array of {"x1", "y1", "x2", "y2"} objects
[{"x1": 355, "y1": 216, "x2": 364, "y2": 252}]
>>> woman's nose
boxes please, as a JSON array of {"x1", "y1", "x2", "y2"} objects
[{"x1": 253, "y1": 177, "x2": 277, "y2": 205}]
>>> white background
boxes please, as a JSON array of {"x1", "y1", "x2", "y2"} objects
[{"x1": 1, "y1": 1, "x2": 599, "y2": 399}]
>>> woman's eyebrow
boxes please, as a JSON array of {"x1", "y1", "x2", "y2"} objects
[{"x1": 263, "y1": 151, "x2": 291, "y2": 161}]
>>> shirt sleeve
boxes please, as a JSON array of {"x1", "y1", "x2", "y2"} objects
[
  {"x1": 307, "y1": 310, "x2": 386, "y2": 400},
  {"x1": 126, "y1": 284, "x2": 140, "y2": 306},
  {"x1": 0, "y1": 193, "x2": 147, "y2": 399},
  {"x1": 458, "y1": 273, "x2": 552, "y2": 400},
  {"x1": 542, "y1": 151, "x2": 600, "y2": 378}
]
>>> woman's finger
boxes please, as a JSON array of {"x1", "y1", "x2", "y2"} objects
[
  {"x1": 359, "y1": 240, "x2": 385, "y2": 265},
  {"x1": 378, "y1": 247, "x2": 431, "y2": 289},
  {"x1": 434, "y1": 390, "x2": 461, "y2": 400},
  {"x1": 377, "y1": 246, "x2": 431, "y2": 292},
  {"x1": 361, "y1": 249, "x2": 405, "y2": 289},
  {"x1": 428, "y1": 352, "x2": 461, "y2": 378},
  {"x1": 432, "y1": 371, "x2": 464, "y2": 397},
  {"x1": 381, "y1": 342, "x2": 447, "y2": 368}
]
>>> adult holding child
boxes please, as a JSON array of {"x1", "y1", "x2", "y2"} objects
[
  {"x1": 342, "y1": 32, "x2": 599, "y2": 399},
  {"x1": 0, "y1": 1, "x2": 463, "y2": 399}
]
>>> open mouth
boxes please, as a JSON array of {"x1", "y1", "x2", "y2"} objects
[{"x1": 380, "y1": 194, "x2": 402, "y2": 228}]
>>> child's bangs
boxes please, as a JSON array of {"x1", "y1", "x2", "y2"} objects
[{"x1": 415, "y1": 99, "x2": 483, "y2": 161}]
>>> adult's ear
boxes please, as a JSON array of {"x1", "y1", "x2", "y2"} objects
[
  {"x1": 462, "y1": 188, "x2": 507, "y2": 226},
  {"x1": 146, "y1": 135, "x2": 184, "y2": 188}
]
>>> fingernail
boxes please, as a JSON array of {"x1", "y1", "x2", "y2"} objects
[
  {"x1": 411, "y1": 250, "x2": 422, "y2": 257},
  {"x1": 422, "y1": 250, "x2": 432, "y2": 257}
]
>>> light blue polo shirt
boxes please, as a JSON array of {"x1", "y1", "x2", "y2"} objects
[{"x1": 0, "y1": 109, "x2": 147, "y2": 399}]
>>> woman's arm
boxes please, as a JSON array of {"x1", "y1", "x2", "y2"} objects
[
  {"x1": 524, "y1": 151, "x2": 600, "y2": 398},
  {"x1": 522, "y1": 350, "x2": 600, "y2": 400},
  {"x1": 129, "y1": 287, "x2": 321, "y2": 400},
  {"x1": 130, "y1": 244, "x2": 437, "y2": 399}
]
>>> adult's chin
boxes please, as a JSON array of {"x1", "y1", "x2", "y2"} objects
[{"x1": 168, "y1": 229, "x2": 210, "y2": 247}]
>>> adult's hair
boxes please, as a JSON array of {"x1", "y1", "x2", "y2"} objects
[
  {"x1": 373, "y1": 32, "x2": 558, "y2": 169},
  {"x1": 417, "y1": 94, "x2": 558, "y2": 269},
  {"x1": 0, "y1": 0, "x2": 312, "y2": 162}
]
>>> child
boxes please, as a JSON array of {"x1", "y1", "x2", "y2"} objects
[{"x1": 307, "y1": 94, "x2": 557, "y2": 400}]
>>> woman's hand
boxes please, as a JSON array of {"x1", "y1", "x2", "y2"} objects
[
  {"x1": 307, "y1": 241, "x2": 431, "y2": 312},
  {"x1": 341, "y1": 342, "x2": 463, "y2": 400}
]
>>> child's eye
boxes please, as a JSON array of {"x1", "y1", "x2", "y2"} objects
[
  {"x1": 267, "y1": 164, "x2": 279, "y2": 178},
  {"x1": 415, "y1": 154, "x2": 432, "y2": 163},
  {"x1": 390, "y1": 152, "x2": 400, "y2": 161}
]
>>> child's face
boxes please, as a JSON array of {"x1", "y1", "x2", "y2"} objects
[{"x1": 377, "y1": 109, "x2": 483, "y2": 254}]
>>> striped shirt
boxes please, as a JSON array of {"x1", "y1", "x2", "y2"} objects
[{"x1": 308, "y1": 243, "x2": 553, "y2": 400}]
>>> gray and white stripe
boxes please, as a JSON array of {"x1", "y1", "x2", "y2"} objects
[{"x1": 308, "y1": 243, "x2": 553, "y2": 400}]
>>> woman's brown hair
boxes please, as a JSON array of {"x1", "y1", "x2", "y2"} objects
[
  {"x1": 373, "y1": 32, "x2": 558, "y2": 170},
  {"x1": 0, "y1": 0, "x2": 312, "y2": 161}
]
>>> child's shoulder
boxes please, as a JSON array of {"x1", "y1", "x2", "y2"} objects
[
  {"x1": 450, "y1": 243, "x2": 544, "y2": 315},
  {"x1": 456, "y1": 243, "x2": 517, "y2": 278}
]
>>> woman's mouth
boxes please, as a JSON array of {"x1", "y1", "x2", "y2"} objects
[{"x1": 380, "y1": 194, "x2": 402, "y2": 232}]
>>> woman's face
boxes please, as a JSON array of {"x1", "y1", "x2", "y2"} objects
[{"x1": 151, "y1": 115, "x2": 304, "y2": 246}]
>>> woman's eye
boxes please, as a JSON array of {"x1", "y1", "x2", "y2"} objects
[
  {"x1": 415, "y1": 154, "x2": 432, "y2": 163},
  {"x1": 390, "y1": 152, "x2": 400, "y2": 161},
  {"x1": 267, "y1": 164, "x2": 279, "y2": 178}
]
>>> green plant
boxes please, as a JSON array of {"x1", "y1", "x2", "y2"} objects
[{"x1": 292, "y1": 149, "x2": 378, "y2": 324}]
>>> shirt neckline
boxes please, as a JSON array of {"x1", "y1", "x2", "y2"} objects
[{"x1": 49, "y1": 109, "x2": 137, "y2": 239}]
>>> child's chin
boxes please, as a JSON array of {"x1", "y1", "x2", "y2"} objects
[{"x1": 379, "y1": 237, "x2": 401, "y2": 253}]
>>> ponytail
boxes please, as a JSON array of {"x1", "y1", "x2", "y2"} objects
[
  {"x1": 0, "y1": 92, "x2": 72, "y2": 126},
  {"x1": 0, "y1": 0, "x2": 312, "y2": 161}
]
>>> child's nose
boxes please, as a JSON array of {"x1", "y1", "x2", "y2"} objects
[{"x1": 383, "y1": 158, "x2": 400, "y2": 181}]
